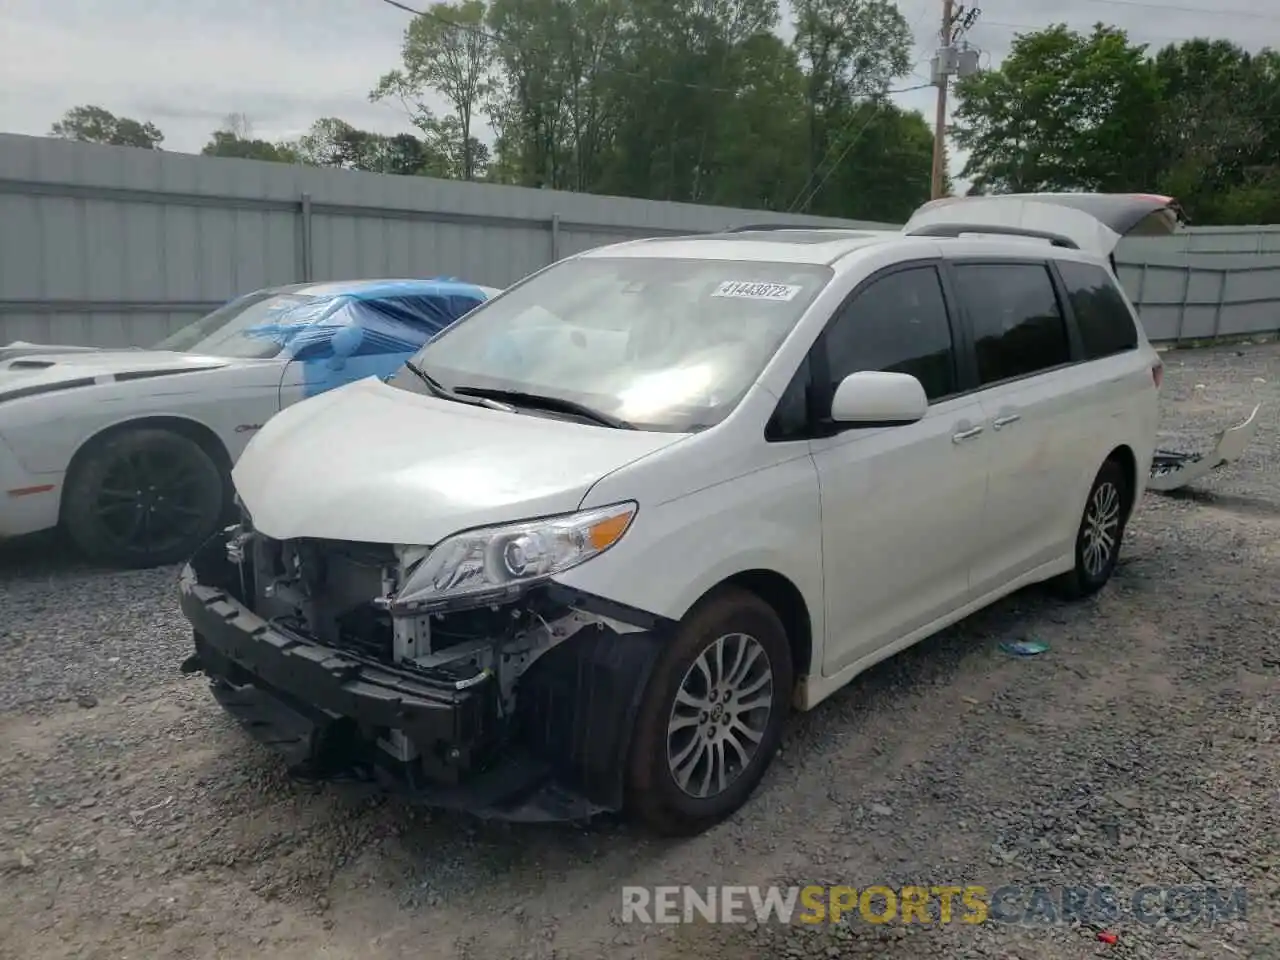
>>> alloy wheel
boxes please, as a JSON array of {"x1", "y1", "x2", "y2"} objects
[
  {"x1": 1082, "y1": 480, "x2": 1121, "y2": 577},
  {"x1": 93, "y1": 447, "x2": 211, "y2": 557},
  {"x1": 666, "y1": 632, "x2": 774, "y2": 799}
]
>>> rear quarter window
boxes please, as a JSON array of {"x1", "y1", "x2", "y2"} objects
[
  {"x1": 950, "y1": 262, "x2": 1070, "y2": 385},
  {"x1": 1056, "y1": 260, "x2": 1139, "y2": 359}
]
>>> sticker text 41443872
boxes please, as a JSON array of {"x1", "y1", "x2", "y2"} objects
[{"x1": 711, "y1": 281, "x2": 803, "y2": 302}]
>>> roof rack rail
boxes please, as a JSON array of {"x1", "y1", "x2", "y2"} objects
[
  {"x1": 723, "y1": 223, "x2": 852, "y2": 233},
  {"x1": 904, "y1": 223, "x2": 1080, "y2": 249}
]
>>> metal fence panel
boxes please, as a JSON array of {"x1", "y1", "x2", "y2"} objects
[
  {"x1": 1124, "y1": 226, "x2": 1280, "y2": 255},
  {"x1": 1, "y1": 132, "x2": 1278, "y2": 348},
  {"x1": 1114, "y1": 252, "x2": 1280, "y2": 342}
]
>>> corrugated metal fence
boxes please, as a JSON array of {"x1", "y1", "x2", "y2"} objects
[
  {"x1": 1117, "y1": 232, "x2": 1280, "y2": 343},
  {"x1": 1, "y1": 132, "x2": 1278, "y2": 348}
]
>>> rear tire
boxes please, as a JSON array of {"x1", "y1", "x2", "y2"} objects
[
  {"x1": 626, "y1": 586, "x2": 793, "y2": 836},
  {"x1": 63, "y1": 428, "x2": 227, "y2": 569},
  {"x1": 1052, "y1": 458, "x2": 1130, "y2": 600}
]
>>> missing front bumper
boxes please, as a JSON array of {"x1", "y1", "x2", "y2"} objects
[
  {"x1": 178, "y1": 550, "x2": 668, "y2": 822},
  {"x1": 205, "y1": 678, "x2": 605, "y2": 821}
]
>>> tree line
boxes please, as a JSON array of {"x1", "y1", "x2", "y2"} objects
[
  {"x1": 44, "y1": 0, "x2": 936, "y2": 224},
  {"x1": 954, "y1": 26, "x2": 1280, "y2": 225},
  {"x1": 44, "y1": 3, "x2": 1280, "y2": 225}
]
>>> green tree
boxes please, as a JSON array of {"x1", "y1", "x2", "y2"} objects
[
  {"x1": 293, "y1": 117, "x2": 455, "y2": 177},
  {"x1": 417, "y1": 115, "x2": 492, "y2": 179},
  {"x1": 485, "y1": 0, "x2": 625, "y2": 190},
  {"x1": 477, "y1": 0, "x2": 930, "y2": 218},
  {"x1": 1150, "y1": 40, "x2": 1280, "y2": 223},
  {"x1": 681, "y1": 32, "x2": 810, "y2": 211},
  {"x1": 791, "y1": 0, "x2": 912, "y2": 191},
  {"x1": 294, "y1": 117, "x2": 369, "y2": 167},
  {"x1": 799, "y1": 100, "x2": 933, "y2": 221},
  {"x1": 361, "y1": 0, "x2": 931, "y2": 218},
  {"x1": 201, "y1": 114, "x2": 300, "y2": 163},
  {"x1": 203, "y1": 131, "x2": 300, "y2": 162},
  {"x1": 49, "y1": 105, "x2": 164, "y2": 149},
  {"x1": 372, "y1": 0, "x2": 494, "y2": 180},
  {"x1": 951, "y1": 24, "x2": 1162, "y2": 193},
  {"x1": 598, "y1": 0, "x2": 786, "y2": 202}
]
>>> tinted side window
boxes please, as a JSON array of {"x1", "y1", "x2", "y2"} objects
[
  {"x1": 823, "y1": 266, "x2": 957, "y2": 401},
  {"x1": 952, "y1": 263, "x2": 1070, "y2": 385},
  {"x1": 1056, "y1": 260, "x2": 1139, "y2": 359}
]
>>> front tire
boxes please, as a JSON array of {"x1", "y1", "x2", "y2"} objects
[
  {"x1": 627, "y1": 586, "x2": 793, "y2": 836},
  {"x1": 1052, "y1": 458, "x2": 1130, "y2": 600},
  {"x1": 63, "y1": 428, "x2": 227, "y2": 569}
]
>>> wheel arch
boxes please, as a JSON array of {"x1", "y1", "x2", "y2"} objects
[
  {"x1": 692, "y1": 568, "x2": 815, "y2": 683},
  {"x1": 1104, "y1": 443, "x2": 1137, "y2": 516},
  {"x1": 60, "y1": 415, "x2": 234, "y2": 518}
]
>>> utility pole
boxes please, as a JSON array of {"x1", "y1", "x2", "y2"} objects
[
  {"x1": 930, "y1": 0, "x2": 955, "y2": 201},
  {"x1": 930, "y1": 2, "x2": 981, "y2": 199}
]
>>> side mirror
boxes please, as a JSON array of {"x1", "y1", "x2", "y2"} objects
[
  {"x1": 326, "y1": 324, "x2": 365, "y2": 371},
  {"x1": 830, "y1": 371, "x2": 927, "y2": 426}
]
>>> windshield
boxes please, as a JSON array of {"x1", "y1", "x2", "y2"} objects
[
  {"x1": 398, "y1": 257, "x2": 832, "y2": 432},
  {"x1": 154, "y1": 291, "x2": 322, "y2": 359}
]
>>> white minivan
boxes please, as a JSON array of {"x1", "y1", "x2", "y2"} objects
[{"x1": 179, "y1": 193, "x2": 1180, "y2": 834}]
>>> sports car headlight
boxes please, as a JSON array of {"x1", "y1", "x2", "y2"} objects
[{"x1": 392, "y1": 502, "x2": 637, "y2": 611}]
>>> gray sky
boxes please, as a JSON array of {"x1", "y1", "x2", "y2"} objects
[{"x1": 2, "y1": 0, "x2": 1278, "y2": 184}]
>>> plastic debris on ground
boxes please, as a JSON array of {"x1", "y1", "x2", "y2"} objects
[{"x1": 1000, "y1": 640, "x2": 1050, "y2": 657}]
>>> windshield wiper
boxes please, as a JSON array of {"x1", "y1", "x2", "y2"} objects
[
  {"x1": 453, "y1": 386, "x2": 635, "y2": 430},
  {"x1": 402, "y1": 361, "x2": 515, "y2": 412}
]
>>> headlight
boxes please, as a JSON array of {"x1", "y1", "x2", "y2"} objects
[{"x1": 392, "y1": 501, "x2": 637, "y2": 611}]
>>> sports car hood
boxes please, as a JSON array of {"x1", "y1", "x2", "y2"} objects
[
  {"x1": 0, "y1": 343, "x2": 254, "y2": 402},
  {"x1": 232, "y1": 377, "x2": 689, "y2": 545}
]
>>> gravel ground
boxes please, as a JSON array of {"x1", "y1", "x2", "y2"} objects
[{"x1": 1, "y1": 342, "x2": 1277, "y2": 960}]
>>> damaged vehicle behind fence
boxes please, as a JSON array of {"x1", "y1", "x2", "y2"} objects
[{"x1": 179, "y1": 193, "x2": 1253, "y2": 835}]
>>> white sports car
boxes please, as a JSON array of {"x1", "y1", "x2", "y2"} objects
[{"x1": 0, "y1": 277, "x2": 498, "y2": 568}]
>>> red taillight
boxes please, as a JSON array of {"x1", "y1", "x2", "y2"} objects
[{"x1": 1152, "y1": 361, "x2": 1164, "y2": 389}]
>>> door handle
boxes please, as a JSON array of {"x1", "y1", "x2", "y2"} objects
[
  {"x1": 952, "y1": 425, "x2": 984, "y2": 443},
  {"x1": 992, "y1": 414, "x2": 1021, "y2": 430}
]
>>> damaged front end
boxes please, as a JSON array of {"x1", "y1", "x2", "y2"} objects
[
  {"x1": 1149, "y1": 404, "x2": 1262, "y2": 493},
  {"x1": 178, "y1": 507, "x2": 669, "y2": 822}
]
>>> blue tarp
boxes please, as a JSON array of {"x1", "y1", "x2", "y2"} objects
[
  {"x1": 243, "y1": 277, "x2": 488, "y2": 357},
  {"x1": 240, "y1": 277, "x2": 490, "y2": 396}
]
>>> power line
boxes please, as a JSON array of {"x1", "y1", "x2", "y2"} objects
[
  {"x1": 785, "y1": 69, "x2": 926, "y2": 212},
  {"x1": 784, "y1": 1, "x2": 940, "y2": 212},
  {"x1": 808, "y1": 0, "x2": 942, "y2": 209},
  {"x1": 1067, "y1": 0, "x2": 1280, "y2": 21},
  {"x1": 787, "y1": 81, "x2": 933, "y2": 213},
  {"x1": 976, "y1": 18, "x2": 1251, "y2": 45},
  {"x1": 378, "y1": 0, "x2": 967, "y2": 103},
  {"x1": 376, "y1": 0, "x2": 761, "y2": 96}
]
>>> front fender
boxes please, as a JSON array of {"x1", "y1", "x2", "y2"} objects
[{"x1": 553, "y1": 452, "x2": 825, "y2": 647}]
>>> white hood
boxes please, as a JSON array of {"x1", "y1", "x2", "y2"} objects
[
  {"x1": 0, "y1": 344, "x2": 235, "y2": 398},
  {"x1": 232, "y1": 377, "x2": 688, "y2": 545}
]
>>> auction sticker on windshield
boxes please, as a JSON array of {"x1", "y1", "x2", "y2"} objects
[{"x1": 712, "y1": 281, "x2": 802, "y2": 302}]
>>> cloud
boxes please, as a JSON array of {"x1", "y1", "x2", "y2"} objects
[
  {"x1": 1, "y1": 0, "x2": 1276, "y2": 189},
  {"x1": 0, "y1": 0, "x2": 445, "y2": 150}
]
